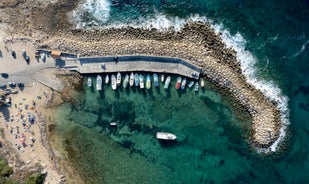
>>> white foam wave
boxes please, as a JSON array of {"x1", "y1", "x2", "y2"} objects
[
  {"x1": 210, "y1": 23, "x2": 290, "y2": 153},
  {"x1": 70, "y1": 2, "x2": 290, "y2": 153},
  {"x1": 72, "y1": 0, "x2": 111, "y2": 28}
]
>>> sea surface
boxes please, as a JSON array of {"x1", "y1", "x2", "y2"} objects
[{"x1": 53, "y1": 0, "x2": 309, "y2": 183}]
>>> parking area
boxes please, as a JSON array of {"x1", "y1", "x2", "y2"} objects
[{"x1": 0, "y1": 39, "x2": 55, "y2": 88}]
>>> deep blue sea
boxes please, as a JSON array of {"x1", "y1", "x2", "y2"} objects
[{"x1": 52, "y1": 0, "x2": 309, "y2": 183}]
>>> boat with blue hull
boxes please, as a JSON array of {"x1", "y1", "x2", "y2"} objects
[
  {"x1": 146, "y1": 74, "x2": 151, "y2": 89},
  {"x1": 135, "y1": 73, "x2": 139, "y2": 87},
  {"x1": 153, "y1": 73, "x2": 159, "y2": 87}
]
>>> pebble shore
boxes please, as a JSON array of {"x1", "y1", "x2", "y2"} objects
[{"x1": 40, "y1": 23, "x2": 282, "y2": 149}]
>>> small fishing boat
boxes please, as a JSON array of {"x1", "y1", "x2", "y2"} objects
[
  {"x1": 156, "y1": 132, "x2": 177, "y2": 140},
  {"x1": 146, "y1": 74, "x2": 151, "y2": 89},
  {"x1": 153, "y1": 73, "x2": 159, "y2": 87},
  {"x1": 181, "y1": 78, "x2": 187, "y2": 90},
  {"x1": 188, "y1": 81, "x2": 194, "y2": 88},
  {"x1": 111, "y1": 75, "x2": 117, "y2": 90},
  {"x1": 139, "y1": 75, "x2": 145, "y2": 89},
  {"x1": 123, "y1": 74, "x2": 129, "y2": 88},
  {"x1": 164, "y1": 76, "x2": 171, "y2": 89},
  {"x1": 194, "y1": 82, "x2": 199, "y2": 92},
  {"x1": 200, "y1": 79, "x2": 205, "y2": 88},
  {"x1": 96, "y1": 75, "x2": 102, "y2": 90},
  {"x1": 129, "y1": 72, "x2": 134, "y2": 87},
  {"x1": 161, "y1": 74, "x2": 165, "y2": 82},
  {"x1": 175, "y1": 77, "x2": 182, "y2": 90},
  {"x1": 116, "y1": 72, "x2": 121, "y2": 86},
  {"x1": 135, "y1": 73, "x2": 139, "y2": 87},
  {"x1": 110, "y1": 122, "x2": 117, "y2": 126},
  {"x1": 87, "y1": 77, "x2": 92, "y2": 87},
  {"x1": 105, "y1": 74, "x2": 109, "y2": 84}
]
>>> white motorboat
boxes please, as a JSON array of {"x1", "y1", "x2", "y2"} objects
[
  {"x1": 123, "y1": 74, "x2": 129, "y2": 88},
  {"x1": 194, "y1": 82, "x2": 199, "y2": 92},
  {"x1": 116, "y1": 72, "x2": 121, "y2": 86},
  {"x1": 105, "y1": 74, "x2": 109, "y2": 84},
  {"x1": 156, "y1": 132, "x2": 177, "y2": 140},
  {"x1": 111, "y1": 75, "x2": 117, "y2": 90},
  {"x1": 200, "y1": 79, "x2": 205, "y2": 88},
  {"x1": 146, "y1": 74, "x2": 151, "y2": 89},
  {"x1": 96, "y1": 75, "x2": 102, "y2": 90},
  {"x1": 129, "y1": 72, "x2": 134, "y2": 87},
  {"x1": 161, "y1": 74, "x2": 165, "y2": 82},
  {"x1": 87, "y1": 77, "x2": 92, "y2": 87},
  {"x1": 188, "y1": 81, "x2": 194, "y2": 88},
  {"x1": 164, "y1": 76, "x2": 171, "y2": 89},
  {"x1": 139, "y1": 75, "x2": 144, "y2": 89},
  {"x1": 181, "y1": 78, "x2": 186, "y2": 90}
]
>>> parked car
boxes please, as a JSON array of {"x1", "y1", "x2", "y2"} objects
[
  {"x1": 1, "y1": 73, "x2": 9, "y2": 78},
  {"x1": 25, "y1": 56, "x2": 30, "y2": 64},
  {"x1": 17, "y1": 82, "x2": 24, "y2": 87},
  {"x1": 0, "y1": 84, "x2": 6, "y2": 88},
  {"x1": 11, "y1": 51, "x2": 16, "y2": 59},
  {"x1": 8, "y1": 82, "x2": 16, "y2": 87}
]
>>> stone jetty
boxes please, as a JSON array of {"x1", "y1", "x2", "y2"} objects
[
  {"x1": 58, "y1": 55, "x2": 201, "y2": 79},
  {"x1": 38, "y1": 22, "x2": 282, "y2": 150}
]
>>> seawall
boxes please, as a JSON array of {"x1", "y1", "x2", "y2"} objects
[{"x1": 39, "y1": 23, "x2": 282, "y2": 150}]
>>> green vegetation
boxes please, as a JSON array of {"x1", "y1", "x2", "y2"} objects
[
  {"x1": 0, "y1": 158, "x2": 45, "y2": 184},
  {"x1": 25, "y1": 173, "x2": 45, "y2": 184}
]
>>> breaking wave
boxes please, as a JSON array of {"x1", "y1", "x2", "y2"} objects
[{"x1": 71, "y1": 1, "x2": 290, "y2": 153}]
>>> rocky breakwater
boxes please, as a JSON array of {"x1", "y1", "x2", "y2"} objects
[{"x1": 42, "y1": 22, "x2": 282, "y2": 151}]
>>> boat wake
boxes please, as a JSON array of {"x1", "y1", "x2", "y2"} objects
[
  {"x1": 71, "y1": 1, "x2": 290, "y2": 153},
  {"x1": 283, "y1": 39, "x2": 309, "y2": 59}
]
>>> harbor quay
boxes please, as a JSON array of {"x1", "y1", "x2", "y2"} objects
[
  {"x1": 56, "y1": 55, "x2": 201, "y2": 79},
  {"x1": 45, "y1": 32, "x2": 282, "y2": 151}
]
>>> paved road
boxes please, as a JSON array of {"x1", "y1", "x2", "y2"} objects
[
  {"x1": 57, "y1": 55, "x2": 201, "y2": 79},
  {"x1": 0, "y1": 40, "x2": 55, "y2": 87}
]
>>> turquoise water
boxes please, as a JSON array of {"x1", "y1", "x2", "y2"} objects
[
  {"x1": 54, "y1": 75, "x2": 254, "y2": 183},
  {"x1": 55, "y1": 0, "x2": 309, "y2": 183}
]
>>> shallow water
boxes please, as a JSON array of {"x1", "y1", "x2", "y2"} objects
[{"x1": 53, "y1": 74, "x2": 256, "y2": 183}]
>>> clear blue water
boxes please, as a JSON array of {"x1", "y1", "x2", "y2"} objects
[{"x1": 54, "y1": 0, "x2": 309, "y2": 183}]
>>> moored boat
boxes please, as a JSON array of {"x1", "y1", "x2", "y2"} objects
[
  {"x1": 200, "y1": 79, "x2": 205, "y2": 88},
  {"x1": 87, "y1": 77, "x2": 92, "y2": 87},
  {"x1": 164, "y1": 76, "x2": 171, "y2": 89},
  {"x1": 123, "y1": 74, "x2": 129, "y2": 88},
  {"x1": 188, "y1": 81, "x2": 194, "y2": 88},
  {"x1": 194, "y1": 82, "x2": 199, "y2": 92},
  {"x1": 111, "y1": 75, "x2": 117, "y2": 90},
  {"x1": 135, "y1": 73, "x2": 139, "y2": 87},
  {"x1": 175, "y1": 77, "x2": 181, "y2": 90},
  {"x1": 129, "y1": 72, "x2": 134, "y2": 87},
  {"x1": 96, "y1": 75, "x2": 102, "y2": 90},
  {"x1": 181, "y1": 78, "x2": 187, "y2": 90},
  {"x1": 161, "y1": 74, "x2": 165, "y2": 82},
  {"x1": 156, "y1": 132, "x2": 177, "y2": 140},
  {"x1": 146, "y1": 74, "x2": 151, "y2": 89},
  {"x1": 153, "y1": 73, "x2": 159, "y2": 87},
  {"x1": 105, "y1": 74, "x2": 109, "y2": 84},
  {"x1": 116, "y1": 72, "x2": 121, "y2": 86},
  {"x1": 139, "y1": 75, "x2": 144, "y2": 89}
]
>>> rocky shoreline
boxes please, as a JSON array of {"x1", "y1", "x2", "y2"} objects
[
  {"x1": 38, "y1": 22, "x2": 281, "y2": 149},
  {"x1": 0, "y1": 0, "x2": 283, "y2": 149}
]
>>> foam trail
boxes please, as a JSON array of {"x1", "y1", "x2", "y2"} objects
[{"x1": 286, "y1": 39, "x2": 309, "y2": 58}]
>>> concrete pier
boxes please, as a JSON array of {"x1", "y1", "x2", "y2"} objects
[{"x1": 56, "y1": 56, "x2": 201, "y2": 79}]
